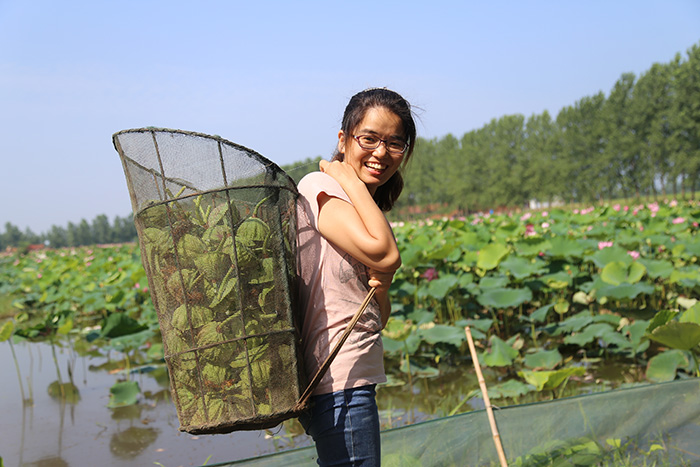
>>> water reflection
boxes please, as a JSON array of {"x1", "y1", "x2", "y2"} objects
[
  {"x1": 1, "y1": 337, "x2": 308, "y2": 467},
  {"x1": 110, "y1": 427, "x2": 160, "y2": 459}
]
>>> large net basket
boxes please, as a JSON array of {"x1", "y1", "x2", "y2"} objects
[{"x1": 113, "y1": 128, "x2": 307, "y2": 434}]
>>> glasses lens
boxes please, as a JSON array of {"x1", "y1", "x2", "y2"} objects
[
  {"x1": 387, "y1": 140, "x2": 407, "y2": 154},
  {"x1": 357, "y1": 135, "x2": 379, "y2": 148}
]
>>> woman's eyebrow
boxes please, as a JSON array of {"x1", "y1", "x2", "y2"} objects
[{"x1": 358, "y1": 129, "x2": 405, "y2": 140}]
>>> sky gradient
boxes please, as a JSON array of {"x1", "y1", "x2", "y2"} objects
[{"x1": 1, "y1": 0, "x2": 699, "y2": 234}]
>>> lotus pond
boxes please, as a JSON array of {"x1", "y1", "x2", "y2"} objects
[{"x1": 1, "y1": 199, "x2": 699, "y2": 465}]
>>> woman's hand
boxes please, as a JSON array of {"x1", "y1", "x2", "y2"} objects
[
  {"x1": 368, "y1": 268, "x2": 395, "y2": 328},
  {"x1": 319, "y1": 159, "x2": 364, "y2": 194}
]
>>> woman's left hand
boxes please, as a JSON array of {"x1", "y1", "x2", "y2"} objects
[{"x1": 368, "y1": 268, "x2": 395, "y2": 328}]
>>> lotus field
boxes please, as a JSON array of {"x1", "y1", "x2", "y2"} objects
[{"x1": 1, "y1": 199, "x2": 700, "y2": 406}]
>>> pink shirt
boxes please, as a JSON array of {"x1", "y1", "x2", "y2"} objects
[{"x1": 296, "y1": 172, "x2": 386, "y2": 395}]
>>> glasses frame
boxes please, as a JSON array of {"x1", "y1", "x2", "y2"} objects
[{"x1": 351, "y1": 134, "x2": 408, "y2": 156}]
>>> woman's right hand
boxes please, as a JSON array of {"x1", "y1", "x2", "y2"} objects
[{"x1": 319, "y1": 159, "x2": 365, "y2": 194}]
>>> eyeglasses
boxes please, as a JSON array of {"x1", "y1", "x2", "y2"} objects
[{"x1": 352, "y1": 134, "x2": 408, "y2": 156}]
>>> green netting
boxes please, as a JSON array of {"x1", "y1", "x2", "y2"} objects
[{"x1": 210, "y1": 379, "x2": 700, "y2": 466}]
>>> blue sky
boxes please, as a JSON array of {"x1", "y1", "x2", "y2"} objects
[{"x1": 1, "y1": 0, "x2": 698, "y2": 235}]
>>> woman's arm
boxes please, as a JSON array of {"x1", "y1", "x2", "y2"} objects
[{"x1": 316, "y1": 160, "x2": 401, "y2": 273}]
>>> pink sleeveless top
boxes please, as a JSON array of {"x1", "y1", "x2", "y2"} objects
[{"x1": 296, "y1": 172, "x2": 386, "y2": 395}]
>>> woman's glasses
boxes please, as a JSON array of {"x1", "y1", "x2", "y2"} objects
[{"x1": 352, "y1": 135, "x2": 408, "y2": 155}]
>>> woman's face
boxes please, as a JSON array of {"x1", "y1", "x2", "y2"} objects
[{"x1": 337, "y1": 106, "x2": 406, "y2": 195}]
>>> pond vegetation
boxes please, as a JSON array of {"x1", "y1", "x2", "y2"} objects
[{"x1": 1, "y1": 198, "x2": 699, "y2": 465}]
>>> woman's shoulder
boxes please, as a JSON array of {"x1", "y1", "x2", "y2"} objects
[{"x1": 298, "y1": 171, "x2": 345, "y2": 198}]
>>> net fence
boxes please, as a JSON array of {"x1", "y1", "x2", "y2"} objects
[
  {"x1": 113, "y1": 128, "x2": 306, "y2": 434},
  {"x1": 212, "y1": 379, "x2": 700, "y2": 466}
]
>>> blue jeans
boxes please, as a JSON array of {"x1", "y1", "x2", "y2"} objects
[{"x1": 299, "y1": 384, "x2": 381, "y2": 466}]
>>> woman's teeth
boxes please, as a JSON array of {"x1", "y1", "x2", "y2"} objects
[{"x1": 365, "y1": 162, "x2": 385, "y2": 170}]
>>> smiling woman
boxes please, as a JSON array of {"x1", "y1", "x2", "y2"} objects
[{"x1": 296, "y1": 88, "x2": 417, "y2": 466}]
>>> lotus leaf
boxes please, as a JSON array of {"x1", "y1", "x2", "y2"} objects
[
  {"x1": 681, "y1": 303, "x2": 700, "y2": 325},
  {"x1": 518, "y1": 367, "x2": 585, "y2": 391},
  {"x1": 586, "y1": 246, "x2": 631, "y2": 268},
  {"x1": 646, "y1": 349, "x2": 689, "y2": 382},
  {"x1": 476, "y1": 243, "x2": 509, "y2": 270},
  {"x1": 485, "y1": 379, "x2": 534, "y2": 399},
  {"x1": 478, "y1": 275, "x2": 510, "y2": 290},
  {"x1": 637, "y1": 258, "x2": 674, "y2": 279},
  {"x1": 172, "y1": 304, "x2": 213, "y2": 331},
  {"x1": 529, "y1": 304, "x2": 554, "y2": 323},
  {"x1": 108, "y1": 380, "x2": 141, "y2": 408},
  {"x1": 514, "y1": 237, "x2": 552, "y2": 257},
  {"x1": 0, "y1": 320, "x2": 13, "y2": 342},
  {"x1": 547, "y1": 237, "x2": 585, "y2": 260},
  {"x1": 417, "y1": 324, "x2": 465, "y2": 347},
  {"x1": 483, "y1": 335, "x2": 519, "y2": 367},
  {"x1": 524, "y1": 349, "x2": 562, "y2": 370},
  {"x1": 426, "y1": 275, "x2": 459, "y2": 299},
  {"x1": 499, "y1": 256, "x2": 546, "y2": 280},
  {"x1": 600, "y1": 261, "x2": 646, "y2": 285},
  {"x1": 564, "y1": 323, "x2": 615, "y2": 347},
  {"x1": 383, "y1": 318, "x2": 414, "y2": 341},
  {"x1": 647, "y1": 321, "x2": 700, "y2": 351},
  {"x1": 477, "y1": 287, "x2": 532, "y2": 309}
]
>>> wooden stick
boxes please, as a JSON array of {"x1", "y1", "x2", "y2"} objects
[{"x1": 465, "y1": 326, "x2": 508, "y2": 467}]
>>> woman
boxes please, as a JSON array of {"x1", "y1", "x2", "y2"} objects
[{"x1": 296, "y1": 88, "x2": 417, "y2": 466}]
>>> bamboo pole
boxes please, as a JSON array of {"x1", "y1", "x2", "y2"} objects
[{"x1": 465, "y1": 326, "x2": 508, "y2": 467}]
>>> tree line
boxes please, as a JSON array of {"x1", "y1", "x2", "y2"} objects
[
  {"x1": 394, "y1": 42, "x2": 700, "y2": 216},
  {"x1": 0, "y1": 215, "x2": 137, "y2": 251},
  {"x1": 3, "y1": 42, "x2": 698, "y2": 249}
]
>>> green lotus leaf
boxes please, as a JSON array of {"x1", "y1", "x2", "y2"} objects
[
  {"x1": 600, "y1": 261, "x2": 646, "y2": 286},
  {"x1": 485, "y1": 379, "x2": 534, "y2": 399},
  {"x1": 637, "y1": 258, "x2": 674, "y2": 279},
  {"x1": 172, "y1": 304, "x2": 213, "y2": 331},
  {"x1": 108, "y1": 380, "x2": 141, "y2": 408},
  {"x1": 529, "y1": 304, "x2": 554, "y2": 323},
  {"x1": 499, "y1": 256, "x2": 546, "y2": 280},
  {"x1": 541, "y1": 271, "x2": 572, "y2": 289},
  {"x1": 547, "y1": 237, "x2": 585, "y2": 260},
  {"x1": 237, "y1": 217, "x2": 270, "y2": 247},
  {"x1": 194, "y1": 252, "x2": 231, "y2": 282},
  {"x1": 483, "y1": 335, "x2": 519, "y2": 367},
  {"x1": 477, "y1": 287, "x2": 532, "y2": 309},
  {"x1": 417, "y1": 324, "x2": 465, "y2": 347},
  {"x1": 0, "y1": 320, "x2": 14, "y2": 342},
  {"x1": 518, "y1": 367, "x2": 585, "y2": 392},
  {"x1": 564, "y1": 323, "x2": 614, "y2": 346},
  {"x1": 426, "y1": 275, "x2": 459, "y2": 299},
  {"x1": 478, "y1": 275, "x2": 510, "y2": 290},
  {"x1": 383, "y1": 318, "x2": 414, "y2": 341},
  {"x1": 647, "y1": 321, "x2": 700, "y2": 351},
  {"x1": 514, "y1": 237, "x2": 552, "y2": 257},
  {"x1": 587, "y1": 246, "x2": 631, "y2": 268},
  {"x1": 477, "y1": 243, "x2": 509, "y2": 270},
  {"x1": 524, "y1": 349, "x2": 562, "y2": 370},
  {"x1": 680, "y1": 303, "x2": 700, "y2": 325},
  {"x1": 646, "y1": 349, "x2": 689, "y2": 382}
]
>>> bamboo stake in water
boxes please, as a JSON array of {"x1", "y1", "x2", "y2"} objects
[{"x1": 465, "y1": 326, "x2": 508, "y2": 467}]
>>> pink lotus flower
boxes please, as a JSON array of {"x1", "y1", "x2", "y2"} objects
[
  {"x1": 542, "y1": 211, "x2": 549, "y2": 217},
  {"x1": 37, "y1": 273, "x2": 42, "y2": 279},
  {"x1": 670, "y1": 199, "x2": 678, "y2": 207},
  {"x1": 541, "y1": 222, "x2": 550, "y2": 229},
  {"x1": 672, "y1": 217, "x2": 685, "y2": 224},
  {"x1": 613, "y1": 204, "x2": 621, "y2": 211},
  {"x1": 624, "y1": 205, "x2": 629, "y2": 212},
  {"x1": 421, "y1": 268, "x2": 438, "y2": 282},
  {"x1": 598, "y1": 241, "x2": 613, "y2": 250},
  {"x1": 520, "y1": 212, "x2": 532, "y2": 221},
  {"x1": 693, "y1": 222, "x2": 699, "y2": 228},
  {"x1": 134, "y1": 283, "x2": 141, "y2": 289},
  {"x1": 627, "y1": 250, "x2": 640, "y2": 260}
]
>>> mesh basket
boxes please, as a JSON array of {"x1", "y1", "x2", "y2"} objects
[{"x1": 113, "y1": 128, "x2": 307, "y2": 434}]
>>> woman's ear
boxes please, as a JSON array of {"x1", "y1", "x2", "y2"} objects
[{"x1": 337, "y1": 130, "x2": 346, "y2": 154}]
